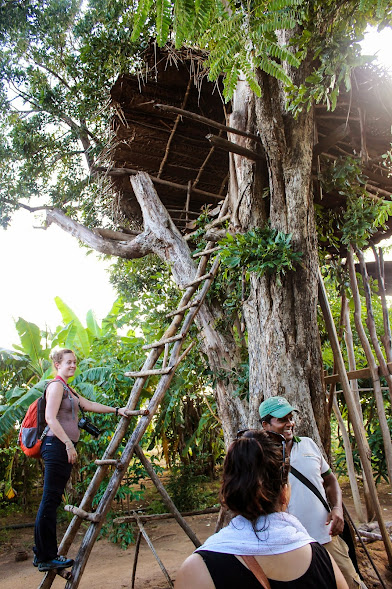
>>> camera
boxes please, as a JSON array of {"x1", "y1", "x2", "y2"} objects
[{"x1": 78, "y1": 417, "x2": 101, "y2": 438}]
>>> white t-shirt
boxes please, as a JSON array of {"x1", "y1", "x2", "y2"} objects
[{"x1": 287, "y1": 437, "x2": 332, "y2": 544}]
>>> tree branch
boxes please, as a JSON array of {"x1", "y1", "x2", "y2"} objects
[{"x1": 45, "y1": 209, "x2": 152, "y2": 259}]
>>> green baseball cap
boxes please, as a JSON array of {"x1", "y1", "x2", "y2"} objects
[{"x1": 259, "y1": 396, "x2": 297, "y2": 420}]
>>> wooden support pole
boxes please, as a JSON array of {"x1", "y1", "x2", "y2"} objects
[
  {"x1": 348, "y1": 247, "x2": 392, "y2": 490},
  {"x1": 133, "y1": 513, "x2": 174, "y2": 588},
  {"x1": 135, "y1": 445, "x2": 201, "y2": 548},
  {"x1": 154, "y1": 103, "x2": 260, "y2": 140},
  {"x1": 332, "y1": 397, "x2": 365, "y2": 522},
  {"x1": 206, "y1": 134, "x2": 262, "y2": 161},
  {"x1": 371, "y1": 244, "x2": 392, "y2": 363},
  {"x1": 318, "y1": 269, "x2": 392, "y2": 566},
  {"x1": 114, "y1": 507, "x2": 220, "y2": 524},
  {"x1": 313, "y1": 123, "x2": 350, "y2": 157},
  {"x1": 341, "y1": 293, "x2": 373, "y2": 521},
  {"x1": 131, "y1": 531, "x2": 142, "y2": 589},
  {"x1": 95, "y1": 166, "x2": 223, "y2": 200},
  {"x1": 64, "y1": 505, "x2": 100, "y2": 523},
  {"x1": 356, "y1": 247, "x2": 392, "y2": 401}
]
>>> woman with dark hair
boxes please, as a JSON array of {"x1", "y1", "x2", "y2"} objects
[
  {"x1": 175, "y1": 430, "x2": 348, "y2": 589},
  {"x1": 33, "y1": 349, "x2": 133, "y2": 573}
]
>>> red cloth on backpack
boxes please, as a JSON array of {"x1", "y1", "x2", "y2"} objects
[{"x1": 19, "y1": 392, "x2": 48, "y2": 458}]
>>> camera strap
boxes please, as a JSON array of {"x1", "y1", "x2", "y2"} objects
[{"x1": 54, "y1": 376, "x2": 85, "y2": 419}]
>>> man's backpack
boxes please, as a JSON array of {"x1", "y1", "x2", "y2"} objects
[{"x1": 18, "y1": 380, "x2": 55, "y2": 458}]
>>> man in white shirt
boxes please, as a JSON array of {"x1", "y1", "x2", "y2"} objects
[{"x1": 259, "y1": 396, "x2": 366, "y2": 589}]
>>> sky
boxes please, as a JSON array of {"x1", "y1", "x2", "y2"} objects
[
  {"x1": 0, "y1": 26, "x2": 392, "y2": 350},
  {"x1": 0, "y1": 209, "x2": 117, "y2": 349}
]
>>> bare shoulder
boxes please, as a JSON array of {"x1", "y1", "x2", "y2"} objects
[
  {"x1": 46, "y1": 380, "x2": 65, "y2": 397},
  {"x1": 174, "y1": 553, "x2": 215, "y2": 589}
]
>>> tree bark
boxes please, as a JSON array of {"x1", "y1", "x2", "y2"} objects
[{"x1": 226, "y1": 66, "x2": 328, "y2": 446}]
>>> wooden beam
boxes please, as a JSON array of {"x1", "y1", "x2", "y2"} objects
[
  {"x1": 313, "y1": 123, "x2": 350, "y2": 157},
  {"x1": 154, "y1": 103, "x2": 260, "y2": 141},
  {"x1": 206, "y1": 134, "x2": 262, "y2": 161},
  {"x1": 324, "y1": 361, "x2": 392, "y2": 384},
  {"x1": 114, "y1": 507, "x2": 220, "y2": 524},
  {"x1": 94, "y1": 166, "x2": 224, "y2": 200}
]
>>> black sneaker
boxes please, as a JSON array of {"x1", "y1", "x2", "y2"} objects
[
  {"x1": 38, "y1": 555, "x2": 74, "y2": 572},
  {"x1": 33, "y1": 555, "x2": 39, "y2": 567}
]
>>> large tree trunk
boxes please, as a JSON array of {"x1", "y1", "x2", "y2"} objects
[{"x1": 227, "y1": 62, "x2": 329, "y2": 448}]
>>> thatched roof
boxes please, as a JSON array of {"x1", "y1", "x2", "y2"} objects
[{"x1": 107, "y1": 44, "x2": 392, "y2": 246}]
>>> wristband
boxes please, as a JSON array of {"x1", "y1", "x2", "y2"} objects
[{"x1": 115, "y1": 407, "x2": 119, "y2": 417}]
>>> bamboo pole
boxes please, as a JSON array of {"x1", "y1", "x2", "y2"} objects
[
  {"x1": 142, "y1": 335, "x2": 183, "y2": 350},
  {"x1": 371, "y1": 245, "x2": 392, "y2": 363},
  {"x1": 341, "y1": 294, "x2": 373, "y2": 521},
  {"x1": 356, "y1": 247, "x2": 392, "y2": 402},
  {"x1": 347, "y1": 248, "x2": 392, "y2": 490},
  {"x1": 318, "y1": 269, "x2": 392, "y2": 566},
  {"x1": 332, "y1": 396, "x2": 365, "y2": 522}
]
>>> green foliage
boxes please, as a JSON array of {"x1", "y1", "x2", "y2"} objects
[
  {"x1": 130, "y1": 0, "x2": 392, "y2": 106},
  {"x1": 165, "y1": 464, "x2": 211, "y2": 511},
  {"x1": 316, "y1": 157, "x2": 392, "y2": 254},
  {"x1": 218, "y1": 226, "x2": 302, "y2": 286},
  {"x1": 99, "y1": 511, "x2": 136, "y2": 550},
  {"x1": 0, "y1": 0, "x2": 146, "y2": 228}
]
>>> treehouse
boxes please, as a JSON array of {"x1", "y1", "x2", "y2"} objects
[{"x1": 105, "y1": 44, "x2": 392, "y2": 253}]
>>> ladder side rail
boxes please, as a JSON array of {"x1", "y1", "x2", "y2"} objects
[
  {"x1": 65, "y1": 335, "x2": 191, "y2": 588},
  {"x1": 66, "y1": 257, "x2": 221, "y2": 588}
]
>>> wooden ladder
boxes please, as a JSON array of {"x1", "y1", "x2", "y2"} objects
[{"x1": 38, "y1": 240, "x2": 222, "y2": 589}]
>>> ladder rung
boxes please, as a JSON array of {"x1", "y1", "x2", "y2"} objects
[
  {"x1": 57, "y1": 569, "x2": 72, "y2": 580},
  {"x1": 64, "y1": 504, "x2": 101, "y2": 522},
  {"x1": 193, "y1": 247, "x2": 220, "y2": 258},
  {"x1": 166, "y1": 300, "x2": 200, "y2": 318},
  {"x1": 124, "y1": 366, "x2": 173, "y2": 377},
  {"x1": 142, "y1": 334, "x2": 183, "y2": 350},
  {"x1": 94, "y1": 459, "x2": 119, "y2": 465},
  {"x1": 181, "y1": 272, "x2": 213, "y2": 289}
]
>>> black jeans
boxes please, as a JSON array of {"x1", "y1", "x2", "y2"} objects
[{"x1": 34, "y1": 436, "x2": 73, "y2": 561}]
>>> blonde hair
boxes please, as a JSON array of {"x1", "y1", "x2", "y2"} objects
[{"x1": 50, "y1": 349, "x2": 75, "y2": 367}]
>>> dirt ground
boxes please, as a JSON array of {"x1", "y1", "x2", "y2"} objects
[{"x1": 0, "y1": 482, "x2": 391, "y2": 589}]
